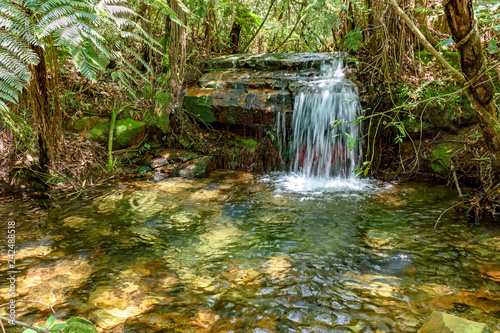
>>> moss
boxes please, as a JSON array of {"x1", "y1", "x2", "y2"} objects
[
  {"x1": 186, "y1": 152, "x2": 199, "y2": 161},
  {"x1": 69, "y1": 116, "x2": 109, "y2": 132},
  {"x1": 183, "y1": 94, "x2": 214, "y2": 123},
  {"x1": 89, "y1": 119, "x2": 145, "y2": 150},
  {"x1": 143, "y1": 111, "x2": 170, "y2": 133},
  {"x1": 243, "y1": 139, "x2": 258, "y2": 148}
]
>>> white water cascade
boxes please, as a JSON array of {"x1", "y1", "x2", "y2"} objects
[{"x1": 291, "y1": 57, "x2": 363, "y2": 179}]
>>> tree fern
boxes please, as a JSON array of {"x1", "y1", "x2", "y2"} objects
[
  {"x1": 0, "y1": 0, "x2": 167, "y2": 110},
  {"x1": 0, "y1": 0, "x2": 166, "y2": 169}
]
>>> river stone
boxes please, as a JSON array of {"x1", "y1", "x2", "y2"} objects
[
  {"x1": 179, "y1": 156, "x2": 216, "y2": 177},
  {"x1": 62, "y1": 215, "x2": 95, "y2": 229},
  {"x1": 150, "y1": 149, "x2": 199, "y2": 169},
  {"x1": 87, "y1": 263, "x2": 175, "y2": 330},
  {"x1": 263, "y1": 257, "x2": 292, "y2": 281},
  {"x1": 418, "y1": 311, "x2": 490, "y2": 333},
  {"x1": 16, "y1": 258, "x2": 92, "y2": 305},
  {"x1": 200, "y1": 53, "x2": 334, "y2": 71}
]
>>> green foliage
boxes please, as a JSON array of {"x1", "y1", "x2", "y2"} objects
[
  {"x1": 430, "y1": 143, "x2": 454, "y2": 175},
  {"x1": 139, "y1": 143, "x2": 152, "y2": 154},
  {"x1": 63, "y1": 317, "x2": 98, "y2": 333},
  {"x1": 488, "y1": 39, "x2": 498, "y2": 54},
  {"x1": 474, "y1": 0, "x2": 500, "y2": 31},
  {"x1": 343, "y1": 27, "x2": 363, "y2": 52},
  {"x1": 0, "y1": 0, "x2": 162, "y2": 110},
  {"x1": 234, "y1": 3, "x2": 262, "y2": 30},
  {"x1": 0, "y1": 106, "x2": 35, "y2": 155},
  {"x1": 22, "y1": 315, "x2": 70, "y2": 333}
]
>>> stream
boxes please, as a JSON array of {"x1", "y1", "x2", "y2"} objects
[{"x1": 1, "y1": 172, "x2": 499, "y2": 332}]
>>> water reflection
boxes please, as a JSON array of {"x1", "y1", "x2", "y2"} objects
[{"x1": 0, "y1": 171, "x2": 499, "y2": 332}]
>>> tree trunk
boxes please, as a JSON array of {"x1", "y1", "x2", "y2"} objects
[
  {"x1": 228, "y1": 21, "x2": 241, "y2": 54},
  {"x1": 444, "y1": 0, "x2": 500, "y2": 177},
  {"x1": 29, "y1": 44, "x2": 61, "y2": 172},
  {"x1": 168, "y1": 0, "x2": 186, "y2": 100}
]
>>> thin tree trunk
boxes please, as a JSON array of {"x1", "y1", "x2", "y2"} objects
[
  {"x1": 444, "y1": 0, "x2": 500, "y2": 176},
  {"x1": 240, "y1": 0, "x2": 277, "y2": 53},
  {"x1": 29, "y1": 44, "x2": 61, "y2": 172}
]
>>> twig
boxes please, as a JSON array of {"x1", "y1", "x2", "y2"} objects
[
  {"x1": 0, "y1": 300, "x2": 55, "y2": 313},
  {"x1": 434, "y1": 202, "x2": 464, "y2": 229},
  {"x1": 0, "y1": 316, "x2": 49, "y2": 333},
  {"x1": 450, "y1": 161, "x2": 463, "y2": 197}
]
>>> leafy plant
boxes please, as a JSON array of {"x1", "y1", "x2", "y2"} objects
[
  {"x1": 22, "y1": 315, "x2": 68, "y2": 333},
  {"x1": 343, "y1": 27, "x2": 363, "y2": 52}
]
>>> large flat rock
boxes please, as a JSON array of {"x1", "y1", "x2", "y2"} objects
[
  {"x1": 184, "y1": 53, "x2": 343, "y2": 127},
  {"x1": 200, "y1": 53, "x2": 335, "y2": 72}
]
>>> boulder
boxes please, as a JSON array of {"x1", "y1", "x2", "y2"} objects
[
  {"x1": 89, "y1": 118, "x2": 146, "y2": 150},
  {"x1": 418, "y1": 311, "x2": 491, "y2": 333},
  {"x1": 67, "y1": 116, "x2": 109, "y2": 132},
  {"x1": 179, "y1": 156, "x2": 216, "y2": 177},
  {"x1": 149, "y1": 149, "x2": 216, "y2": 177}
]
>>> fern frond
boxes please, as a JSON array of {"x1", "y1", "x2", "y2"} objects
[
  {"x1": 0, "y1": 80, "x2": 20, "y2": 102},
  {"x1": 0, "y1": 90, "x2": 18, "y2": 104},
  {"x1": 0, "y1": 32, "x2": 39, "y2": 65}
]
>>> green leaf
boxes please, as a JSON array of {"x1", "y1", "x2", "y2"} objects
[
  {"x1": 364, "y1": 167, "x2": 370, "y2": 177},
  {"x1": 51, "y1": 323, "x2": 69, "y2": 330},
  {"x1": 346, "y1": 133, "x2": 356, "y2": 151},
  {"x1": 441, "y1": 38, "x2": 454, "y2": 47},
  {"x1": 396, "y1": 124, "x2": 405, "y2": 136},
  {"x1": 488, "y1": 39, "x2": 497, "y2": 54},
  {"x1": 46, "y1": 315, "x2": 55, "y2": 328},
  {"x1": 22, "y1": 330, "x2": 37, "y2": 333}
]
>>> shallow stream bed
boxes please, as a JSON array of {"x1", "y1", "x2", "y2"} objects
[{"x1": 1, "y1": 171, "x2": 499, "y2": 332}]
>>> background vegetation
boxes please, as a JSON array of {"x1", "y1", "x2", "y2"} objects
[{"x1": 0, "y1": 0, "x2": 499, "y2": 200}]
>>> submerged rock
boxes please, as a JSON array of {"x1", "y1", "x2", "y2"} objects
[
  {"x1": 418, "y1": 311, "x2": 491, "y2": 333},
  {"x1": 16, "y1": 258, "x2": 92, "y2": 305},
  {"x1": 87, "y1": 262, "x2": 178, "y2": 330}
]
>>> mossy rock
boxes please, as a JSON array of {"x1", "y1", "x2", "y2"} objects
[
  {"x1": 183, "y1": 93, "x2": 214, "y2": 123},
  {"x1": 143, "y1": 110, "x2": 171, "y2": 133},
  {"x1": 89, "y1": 118, "x2": 146, "y2": 150},
  {"x1": 243, "y1": 139, "x2": 258, "y2": 148},
  {"x1": 179, "y1": 156, "x2": 216, "y2": 177},
  {"x1": 68, "y1": 116, "x2": 109, "y2": 132}
]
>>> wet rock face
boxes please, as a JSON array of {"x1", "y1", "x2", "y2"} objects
[{"x1": 183, "y1": 53, "x2": 339, "y2": 127}]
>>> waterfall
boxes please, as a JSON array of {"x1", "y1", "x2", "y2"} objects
[{"x1": 291, "y1": 58, "x2": 362, "y2": 179}]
